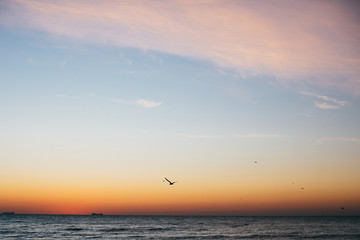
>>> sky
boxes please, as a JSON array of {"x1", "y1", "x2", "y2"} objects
[{"x1": 0, "y1": 0, "x2": 360, "y2": 216}]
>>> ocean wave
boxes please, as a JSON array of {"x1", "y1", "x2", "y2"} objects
[
  {"x1": 229, "y1": 223, "x2": 250, "y2": 228},
  {"x1": 206, "y1": 234, "x2": 229, "y2": 239},
  {"x1": 100, "y1": 227, "x2": 129, "y2": 232},
  {"x1": 302, "y1": 233, "x2": 360, "y2": 239},
  {"x1": 64, "y1": 227, "x2": 84, "y2": 231},
  {"x1": 147, "y1": 227, "x2": 169, "y2": 231},
  {"x1": 1, "y1": 216, "x2": 359, "y2": 239},
  {"x1": 0, "y1": 230, "x2": 16, "y2": 234}
]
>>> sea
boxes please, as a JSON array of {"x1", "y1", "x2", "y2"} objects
[{"x1": 1, "y1": 215, "x2": 360, "y2": 239}]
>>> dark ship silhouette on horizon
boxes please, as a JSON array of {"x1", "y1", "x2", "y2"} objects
[
  {"x1": 2, "y1": 212, "x2": 15, "y2": 215},
  {"x1": 91, "y1": 213, "x2": 103, "y2": 216}
]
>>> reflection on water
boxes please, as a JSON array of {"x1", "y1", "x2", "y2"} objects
[{"x1": 1, "y1": 215, "x2": 360, "y2": 239}]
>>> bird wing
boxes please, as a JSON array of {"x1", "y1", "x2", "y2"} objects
[{"x1": 165, "y1": 177, "x2": 171, "y2": 183}]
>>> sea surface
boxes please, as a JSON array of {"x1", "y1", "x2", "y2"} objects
[{"x1": 1, "y1": 215, "x2": 360, "y2": 239}]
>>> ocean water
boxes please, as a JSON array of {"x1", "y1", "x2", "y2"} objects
[{"x1": 1, "y1": 215, "x2": 359, "y2": 239}]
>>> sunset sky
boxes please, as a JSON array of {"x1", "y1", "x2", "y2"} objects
[{"x1": 1, "y1": 0, "x2": 360, "y2": 215}]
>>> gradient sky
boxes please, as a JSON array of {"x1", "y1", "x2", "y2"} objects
[{"x1": 1, "y1": 0, "x2": 360, "y2": 215}]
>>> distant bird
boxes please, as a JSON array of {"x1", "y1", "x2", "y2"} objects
[
  {"x1": 301, "y1": 187, "x2": 304, "y2": 190},
  {"x1": 164, "y1": 177, "x2": 177, "y2": 185}
]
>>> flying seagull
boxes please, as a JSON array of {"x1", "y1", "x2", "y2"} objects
[{"x1": 164, "y1": 177, "x2": 177, "y2": 185}]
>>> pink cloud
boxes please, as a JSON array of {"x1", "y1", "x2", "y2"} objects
[
  {"x1": 314, "y1": 102, "x2": 340, "y2": 110},
  {"x1": 1, "y1": 0, "x2": 359, "y2": 93},
  {"x1": 135, "y1": 99, "x2": 162, "y2": 108},
  {"x1": 301, "y1": 92, "x2": 347, "y2": 109}
]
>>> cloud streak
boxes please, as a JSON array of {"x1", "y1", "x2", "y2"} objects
[
  {"x1": 1, "y1": 0, "x2": 360, "y2": 93},
  {"x1": 301, "y1": 92, "x2": 347, "y2": 110},
  {"x1": 314, "y1": 102, "x2": 339, "y2": 110},
  {"x1": 135, "y1": 99, "x2": 162, "y2": 108},
  {"x1": 110, "y1": 98, "x2": 162, "y2": 108}
]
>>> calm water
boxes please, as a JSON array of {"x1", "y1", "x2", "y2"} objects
[{"x1": 1, "y1": 215, "x2": 359, "y2": 239}]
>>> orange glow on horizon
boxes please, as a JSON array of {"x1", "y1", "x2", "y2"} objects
[{"x1": 1, "y1": 182, "x2": 359, "y2": 215}]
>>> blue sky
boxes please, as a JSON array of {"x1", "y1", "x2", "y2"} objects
[{"x1": 1, "y1": 26, "x2": 358, "y2": 142}]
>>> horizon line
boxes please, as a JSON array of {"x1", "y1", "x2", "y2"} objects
[{"x1": 2, "y1": 213, "x2": 358, "y2": 217}]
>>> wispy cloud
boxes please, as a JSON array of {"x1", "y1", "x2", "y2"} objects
[
  {"x1": 301, "y1": 92, "x2": 347, "y2": 106},
  {"x1": 235, "y1": 134, "x2": 280, "y2": 138},
  {"x1": 1, "y1": 0, "x2": 359, "y2": 92},
  {"x1": 135, "y1": 99, "x2": 162, "y2": 108},
  {"x1": 315, "y1": 137, "x2": 360, "y2": 145},
  {"x1": 314, "y1": 102, "x2": 339, "y2": 110},
  {"x1": 301, "y1": 92, "x2": 347, "y2": 110},
  {"x1": 110, "y1": 98, "x2": 162, "y2": 108}
]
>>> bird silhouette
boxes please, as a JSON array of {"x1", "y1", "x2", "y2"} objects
[{"x1": 164, "y1": 177, "x2": 177, "y2": 185}]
